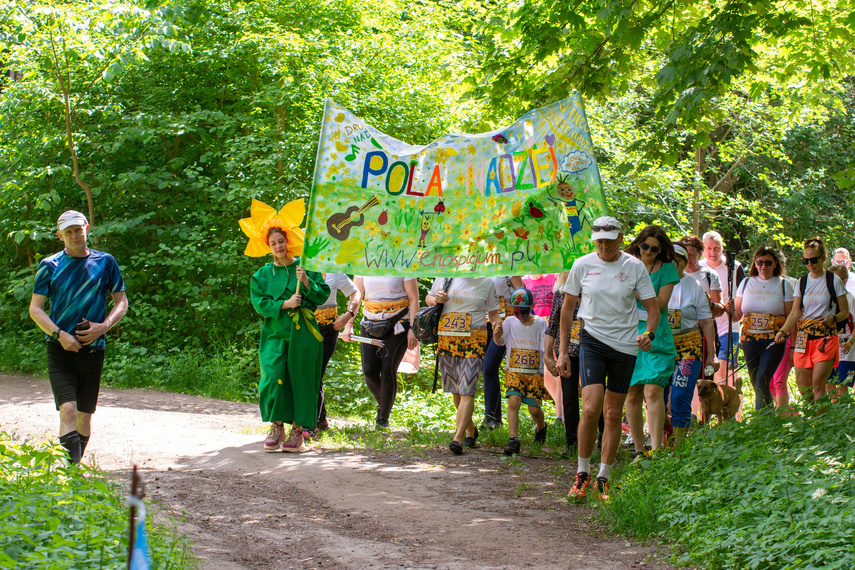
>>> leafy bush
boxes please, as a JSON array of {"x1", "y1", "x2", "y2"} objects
[
  {"x1": 602, "y1": 399, "x2": 855, "y2": 569},
  {"x1": 0, "y1": 433, "x2": 196, "y2": 569}
]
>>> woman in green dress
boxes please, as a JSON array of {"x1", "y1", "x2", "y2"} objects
[
  {"x1": 624, "y1": 225, "x2": 678, "y2": 457},
  {"x1": 241, "y1": 199, "x2": 330, "y2": 452}
]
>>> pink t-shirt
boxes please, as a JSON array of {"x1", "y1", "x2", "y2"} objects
[{"x1": 523, "y1": 274, "x2": 557, "y2": 317}]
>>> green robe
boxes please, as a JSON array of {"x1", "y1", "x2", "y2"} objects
[
  {"x1": 631, "y1": 261, "x2": 680, "y2": 387},
  {"x1": 251, "y1": 259, "x2": 330, "y2": 428}
]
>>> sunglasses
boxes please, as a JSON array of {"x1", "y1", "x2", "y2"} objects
[
  {"x1": 592, "y1": 224, "x2": 619, "y2": 232},
  {"x1": 640, "y1": 243, "x2": 661, "y2": 253},
  {"x1": 832, "y1": 259, "x2": 848, "y2": 265},
  {"x1": 754, "y1": 259, "x2": 774, "y2": 267},
  {"x1": 802, "y1": 256, "x2": 821, "y2": 265}
]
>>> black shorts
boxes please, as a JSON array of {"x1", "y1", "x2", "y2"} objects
[
  {"x1": 46, "y1": 342, "x2": 105, "y2": 413},
  {"x1": 579, "y1": 330, "x2": 637, "y2": 395}
]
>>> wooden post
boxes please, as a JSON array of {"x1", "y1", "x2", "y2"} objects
[{"x1": 128, "y1": 465, "x2": 140, "y2": 570}]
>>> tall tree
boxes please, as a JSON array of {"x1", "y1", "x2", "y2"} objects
[{"x1": 1, "y1": 0, "x2": 185, "y2": 225}]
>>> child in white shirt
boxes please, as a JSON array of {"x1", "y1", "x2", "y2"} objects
[{"x1": 492, "y1": 288, "x2": 549, "y2": 455}]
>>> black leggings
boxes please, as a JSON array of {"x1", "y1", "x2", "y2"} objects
[
  {"x1": 742, "y1": 338, "x2": 786, "y2": 411},
  {"x1": 360, "y1": 322, "x2": 410, "y2": 423},
  {"x1": 317, "y1": 325, "x2": 339, "y2": 425},
  {"x1": 561, "y1": 354, "x2": 605, "y2": 447}
]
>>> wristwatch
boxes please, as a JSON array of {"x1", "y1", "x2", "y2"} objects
[
  {"x1": 51, "y1": 328, "x2": 61, "y2": 341},
  {"x1": 346, "y1": 309, "x2": 355, "y2": 317},
  {"x1": 643, "y1": 331, "x2": 655, "y2": 341}
]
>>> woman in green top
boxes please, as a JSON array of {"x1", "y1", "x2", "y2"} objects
[
  {"x1": 624, "y1": 225, "x2": 679, "y2": 457},
  {"x1": 250, "y1": 226, "x2": 330, "y2": 453}
]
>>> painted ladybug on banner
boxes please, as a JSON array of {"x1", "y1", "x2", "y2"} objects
[{"x1": 527, "y1": 200, "x2": 544, "y2": 219}]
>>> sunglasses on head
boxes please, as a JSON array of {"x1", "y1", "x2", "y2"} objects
[
  {"x1": 755, "y1": 259, "x2": 774, "y2": 267},
  {"x1": 802, "y1": 256, "x2": 821, "y2": 265},
  {"x1": 592, "y1": 224, "x2": 619, "y2": 232},
  {"x1": 640, "y1": 243, "x2": 661, "y2": 253}
]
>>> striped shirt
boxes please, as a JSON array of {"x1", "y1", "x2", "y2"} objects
[{"x1": 33, "y1": 249, "x2": 125, "y2": 350}]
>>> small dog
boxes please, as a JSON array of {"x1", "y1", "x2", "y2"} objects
[{"x1": 696, "y1": 378, "x2": 742, "y2": 425}]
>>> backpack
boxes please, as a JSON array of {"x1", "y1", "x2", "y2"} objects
[
  {"x1": 412, "y1": 278, "x2": 452, "y2": 345},
  {"x1": 798, "y1": 271, "x2": 844, "y2": 332}
]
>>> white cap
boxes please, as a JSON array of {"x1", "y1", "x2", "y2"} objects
[
  {"x1": 591, "y1": 216, "x2": 622, "y2": 240},
  {"x1": 673, "y1": 244, "x2": 688, "y2": 259},
  {"x1": 57, "y1": 210, "x2": 88, "y2": 231}
]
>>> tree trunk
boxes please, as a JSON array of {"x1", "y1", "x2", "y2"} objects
[
  {"x1": 51, "y1": 35, "x2": 95, "y2": 226},
  {"x1": 693, "y1": 147, "x2": 705, "y2": 235}
]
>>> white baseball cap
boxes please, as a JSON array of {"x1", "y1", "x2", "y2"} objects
[
  {"x1": 591, "y1": 216, "x2": 622, "y2": 240},
  {"x1": 57, "y1": 210, "x2": 89, "y2": 231},
  {"x1": 673, "y1": 244, "x2": 688, "y2": 259}
]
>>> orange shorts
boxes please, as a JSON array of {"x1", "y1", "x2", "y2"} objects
[{"x1": 793, "y1": 336, "x2": 839, "y2": 369}]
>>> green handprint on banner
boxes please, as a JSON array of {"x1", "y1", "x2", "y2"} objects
[{"x1": 305, "y1": 237, "x2": 330, "y2": 259}]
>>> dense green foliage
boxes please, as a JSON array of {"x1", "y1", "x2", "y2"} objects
[
  {"x1": 469, "y1": 1, "x2": 855, "y2": 255},
  {"x1": 602, "y1": 400, "x2": 855, "y2": 569},
  {"x1": 0, "y1": 432, "x2": 195, "y2": 569},
  {"x1": 0, "y1": 0, "x2": 473, "y2": 349},
  {"x1": 2, "y1": 0, "x2": 855, "y2": 356}
]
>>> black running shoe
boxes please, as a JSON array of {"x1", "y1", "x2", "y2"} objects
[
  {"x1": 462, "y1": 427, "x2": 479, "y2": 448},
  {"x1": 503, "y1": 437, "x2": 521, "y2": 456},
  {"x1": 534, "y1": 424, "x2": 547, "y2": 443}
]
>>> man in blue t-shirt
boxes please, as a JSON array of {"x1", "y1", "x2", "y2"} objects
[{"x1": 29, "y1": 210, "x2": 128, "y2": 463}]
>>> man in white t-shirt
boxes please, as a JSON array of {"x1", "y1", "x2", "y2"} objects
[
  {"x1": 700, "y1": 231, "x2": 745, "y2": 385},
  {"x1": 557, "y1": 216, "x2": 659, "y2": 500},
  {"x1": 681, "y1": 235, "x2": 724, "y2": 314},
  {"x1": 831, "y1": 248, "x2": 855, "y2": 296}
]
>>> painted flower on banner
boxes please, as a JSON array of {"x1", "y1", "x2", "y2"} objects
[
  {"x1": 478, "y1": 217, "x2": 492, "y2": 234},
  {"x1": 364, "y1": 221, "x2": 381, "y2": 239}
]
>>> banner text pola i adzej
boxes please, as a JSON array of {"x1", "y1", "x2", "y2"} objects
[{"x1": 302, "y1": 95, "x2": 609, "y2": 277}]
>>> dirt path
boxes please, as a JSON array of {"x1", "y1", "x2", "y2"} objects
[{"x1": 0, "y1": 373, "x2": 675, "y2": 569}]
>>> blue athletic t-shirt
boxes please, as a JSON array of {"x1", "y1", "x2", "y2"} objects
[{"x1": 33, "y1": 249, "x2": 125, "y2": 350}]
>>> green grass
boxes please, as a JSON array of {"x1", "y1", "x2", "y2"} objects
[
  {"x1": 601, "y1": 397, "x2": 855, "y2": 569},
  {"x1": 0, "y1": 432, "x2": 197, "y2": 570}
]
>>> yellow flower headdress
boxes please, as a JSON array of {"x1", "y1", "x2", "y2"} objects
[{"x1": 239, "y1": 199, "x2": 305, "y2": 258}]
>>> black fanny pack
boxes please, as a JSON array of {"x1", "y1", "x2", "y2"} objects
[{"x1": 361, "y1": 308, "x2": 407, "y2": 339}]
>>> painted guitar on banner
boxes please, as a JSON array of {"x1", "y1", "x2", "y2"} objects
[{"x1": 326, "y1": 196, "x2": 381, "y2": 241}]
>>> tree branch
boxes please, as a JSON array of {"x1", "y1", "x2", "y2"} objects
[{"x1": 50, "y1": 31, "x2": 95, "y2": 226}]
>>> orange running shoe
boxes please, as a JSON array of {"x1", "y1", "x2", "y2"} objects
[
  {"x1": 568, "y1": 472, "x2": 591, "y2": 500},
  {"x1": 594, "y1": 477, "x2": 611, "y2": 501}
]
